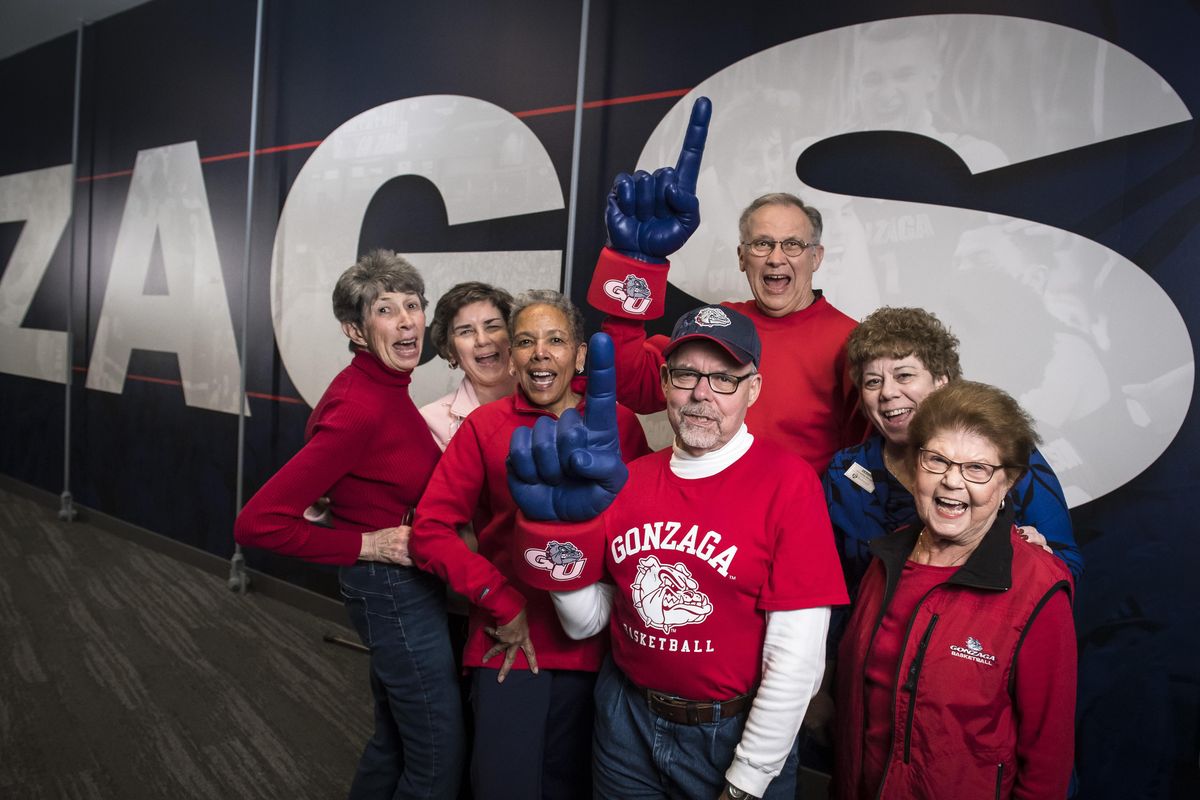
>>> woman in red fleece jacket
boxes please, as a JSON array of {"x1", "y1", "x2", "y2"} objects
[
  {"x1": 234, "y1": 250, "x2": 463, "y2": 800},
  {"x1": 410, "y1": 289, "x2": 651, "y2": 800}
]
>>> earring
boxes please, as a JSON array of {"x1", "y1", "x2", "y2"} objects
[{"x1": 448, "y1": 359, "x2": 458, "y2": 369}]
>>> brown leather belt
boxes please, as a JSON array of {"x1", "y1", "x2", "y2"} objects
[{"x1": 639, "y1": 686, "x2": 754, "y2": 725}]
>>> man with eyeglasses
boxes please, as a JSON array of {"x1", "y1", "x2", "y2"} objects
[
  {"x1": 587, "y1": 97, "x2": 868, "y2": 474},
  {"x1": 507, "y1": 305, "x2": 848, "y2": 800}
]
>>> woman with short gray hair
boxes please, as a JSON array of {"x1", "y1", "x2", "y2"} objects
[{"x1": 236, "y1": 249, "x2": 464, "y2": 799}]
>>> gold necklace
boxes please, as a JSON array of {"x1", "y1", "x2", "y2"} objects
[{"x1": 884, "y1": 447, "x2": 913, "y2": 492}]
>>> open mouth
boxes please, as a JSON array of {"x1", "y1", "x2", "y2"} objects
[
  {"x1": 474, "y1": 352, "x2": 501, "y2": 367},
  {"x1": 392, "y1": 338, "x2": 420, "y2": 357},
  {"x1": 934, "y1": 497, "x2": 968, "y2": 516},
  {"x1": 882, "y1": 408, "x2": 912, "y2": 423},
  {"x1": 527, "y1": 370, "x2": 556, "y2": 390},
  {"x1": 762, "y1": 274, "x2": 792, "y2": 293}
]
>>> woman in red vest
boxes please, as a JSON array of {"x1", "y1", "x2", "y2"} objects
[{"x1": 834, "y1": 380, "x2": 1075, "y2": 799}]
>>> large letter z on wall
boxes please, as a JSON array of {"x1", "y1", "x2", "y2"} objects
[{"x1": 0, "y1": 165, "x2": 72, "y2": 383}]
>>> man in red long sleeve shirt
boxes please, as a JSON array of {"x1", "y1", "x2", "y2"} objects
[{"x1": 587, "y1": 97, "x2": 868, "y2": 474}]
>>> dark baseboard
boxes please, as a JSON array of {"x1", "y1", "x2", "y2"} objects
[{"x1": 0, "y1": 474, "x2": 350, "y2": 627}]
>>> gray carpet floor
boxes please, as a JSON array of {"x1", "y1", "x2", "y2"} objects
[{"x1": 0, "y1": 486, "x2": 373, "y2": 799}]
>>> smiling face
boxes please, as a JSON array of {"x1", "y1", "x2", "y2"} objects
[
  {"x1": 860, "y1": 355, "x2": 949, "y2": 446},
  {"x1": 342, "y1": 291, "x2": 425, "y2": 372},
  {"x1": 450, "y1": 300, "x2": 512, "y2": 393},
  {"x1": 509, "y1": 303, "x2": 585, "y2": 416},
  {"x1": 914, "y1": 428, "x2": 1015, "y2": 548},
  {"x1": 661, "y1": 341, "x2": 761, "y2": 456},
  {"x1": 738, "y1": 203, "x2": 824, "y2": 318}
]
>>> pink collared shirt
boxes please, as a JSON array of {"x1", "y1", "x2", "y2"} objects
[{"x1": 419, "y1": 376, "x2": 482, "y2": 452}]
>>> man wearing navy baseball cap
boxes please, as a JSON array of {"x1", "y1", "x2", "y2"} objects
[{"x1": 509, "y1": 308, "x2": 847, "y2": 800}]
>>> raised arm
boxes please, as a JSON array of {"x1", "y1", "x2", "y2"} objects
[{"x1": 588, "y1": 97, "x2": 710, "y2": 412}]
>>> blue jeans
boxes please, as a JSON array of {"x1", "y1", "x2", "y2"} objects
[
  {"x1": 592, "y1": 656, "x2": 798, "y2": 800},
  {"x1": 339, "y1": 561, "x2": 465, "y2": 800}
]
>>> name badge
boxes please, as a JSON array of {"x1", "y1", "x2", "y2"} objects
[{"x1": 844, "y1": 462, "x2": 875, "y2": 493}]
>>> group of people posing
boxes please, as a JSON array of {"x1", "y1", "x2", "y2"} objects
[{"x1": 235, "y1": 98, "x2": 1081, "y2": 799}]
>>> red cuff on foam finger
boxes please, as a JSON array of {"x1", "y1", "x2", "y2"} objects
[
  {"x1": 513, "y1": 512, "x2": 606, "y2": 591},
  {"x1": 587, "y1": 248, "x2": 669, "y2": 320}
]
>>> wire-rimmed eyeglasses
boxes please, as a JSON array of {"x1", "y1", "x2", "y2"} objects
[
  {"x1": 740, "y1": 238, "x2": 819, "y2": 257},
  {"x1": 917, "y1": 448, "x2": 1023, "y2": 484}
]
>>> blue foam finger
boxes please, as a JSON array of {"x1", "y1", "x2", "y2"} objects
[
  {"x1": 634, "y1": 170, "x2": 655, "y2": 222},
  {"x1": 583, "y1": 333, "x2": 618, "y2": 439},
  {"x1": 531, "y1": 415, "x2": 563, "y2": 484},
  {"x1": 508, "y1": 425, "x2": 538, "y2": 484},
  {"x1": 675, "y1": 96, "x2": 711, "y2": 195}
]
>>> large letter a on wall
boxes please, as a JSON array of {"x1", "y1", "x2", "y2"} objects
[{"x1": 86, "y1": 142, "x2": 245, "y2": 415}]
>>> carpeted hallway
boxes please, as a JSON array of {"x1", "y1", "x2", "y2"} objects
[{"x1": 0, "y1": 486, "x2": 373, "y2": 799}]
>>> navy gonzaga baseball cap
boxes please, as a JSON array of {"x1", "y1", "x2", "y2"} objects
[{"x1": 662, "y1": 305, "x2": 761, "y2": 368}]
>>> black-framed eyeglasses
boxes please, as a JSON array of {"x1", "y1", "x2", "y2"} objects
[
  {"x1": 666, "y1": 367, "x2": 757, "y2": 395},
  {"x1": 917, "y1": 448, "x2": 1023, "y2": 484},
  {"x1": 740, "y1": 238, "x2": 819, "y2": 257}
]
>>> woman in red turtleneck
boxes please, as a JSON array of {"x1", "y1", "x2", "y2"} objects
[{"x1": 235, "y1": 249, "x2": 463, "y2": 800}]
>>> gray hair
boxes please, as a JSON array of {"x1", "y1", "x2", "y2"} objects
[
  {"x1": 509, "y1": 289, "x2": 585, "y2": 346},
  {"x1": 737, "y1": 193, "x2": 823, "y2": 244},
  {"x1": 332, "y1": 249, "x2": 427, "y2": 328}
]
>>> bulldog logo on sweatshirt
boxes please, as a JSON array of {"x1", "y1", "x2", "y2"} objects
[{"x1": 630, "y1": 555, "x2": 713, "y2": 634}]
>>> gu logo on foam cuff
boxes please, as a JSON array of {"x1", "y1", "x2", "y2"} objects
[
  {"x1": 602, "y1": 273, "x2": 653, "y2": 315},
  {"x1": 693, "y1": 307, "x2": 731, "y2": 327},
  {"x1": 630, "y1": 555, "x2": 714, "y2": 635},
  {"x1": 524, "y1": 540, "x2": 588, "y2": 582}
]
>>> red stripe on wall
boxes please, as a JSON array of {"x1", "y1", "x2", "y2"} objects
[
  {"x1": 71, "y1": 365, "x2": 306, "y2": 405},
  {"x1": 516, "y1": 87, "x2": 692, "y2": 117},
  {"x1": 75, "y1": 91, "x2": 690, "y2": 181}
]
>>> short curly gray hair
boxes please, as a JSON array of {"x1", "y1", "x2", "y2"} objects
[
  {"x1": 508, "y1": 289, "x2": 585, "y2": 346},
  {"x1": 332, "y1": 249, "x2": 426, "y2": 328}
]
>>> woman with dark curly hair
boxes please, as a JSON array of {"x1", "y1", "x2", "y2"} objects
[{"x1": 420, "y1": 281, "x2": 516, "y2": 451}]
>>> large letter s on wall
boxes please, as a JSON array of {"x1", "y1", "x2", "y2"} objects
[
  {"x1": 271, "y1": 95, "x2": 564, "y2": 408},
  {"x1": 639, "y1": 15, "x2": 1193, "y2": 504}
]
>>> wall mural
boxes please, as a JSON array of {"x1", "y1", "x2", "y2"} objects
[{"x1": 0, "y1": 2, "x2": 1196, "y2": 795}]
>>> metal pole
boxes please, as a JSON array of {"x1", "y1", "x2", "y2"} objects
[
  {"x1": 561, "y1": 0, "x2": 591, "y2": 295},
  {"x1": 229, "y1": 0, "x2": 267, "y2": 593},
  {"x1": 59, "y1": 20, "x2": 85, "y2": 523}
]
